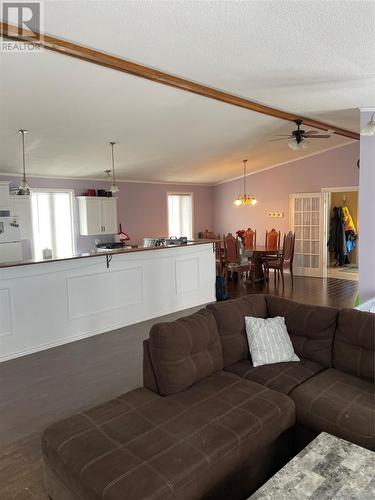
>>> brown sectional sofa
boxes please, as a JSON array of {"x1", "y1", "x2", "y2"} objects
[{"x1": 42, "y1": 294, "x2": 375, "y2": 500}]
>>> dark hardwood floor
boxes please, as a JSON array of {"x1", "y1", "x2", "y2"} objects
[
  {"x1": 227, "y1": 273, "x2": 359, "y2": 308},
  {"x1": 0, "y1": 275, "x2": 358, "y2": 499}
]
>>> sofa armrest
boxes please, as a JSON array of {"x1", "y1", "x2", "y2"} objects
[{"x1": 143, "y1": 339, "x2": 159, "y2": 393}]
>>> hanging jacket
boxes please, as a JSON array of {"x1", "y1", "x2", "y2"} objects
[
  {"x1": 342, "y1": 205, "x2": 356, "y2": 233},
  {"x1": 328, "y1": 207, "x2": 347, "y2": 265},
  {"x1": 346, "y1": 230, "x2": 357, "y2": 254}
]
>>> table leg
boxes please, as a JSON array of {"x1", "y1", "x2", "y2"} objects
[{"x1": 246, "y1": 253, "x2": 265, "y2": 282}]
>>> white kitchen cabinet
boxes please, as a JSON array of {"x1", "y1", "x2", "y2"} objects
[
  {"x1": 9, "y1": 195, "x2": 33, "y2": 240},
  {"x1": 101, "y1": 199, "x2": 118, "y2": 234},
  {"x1": 0, "y1": 181, "x2": 10, "y2": 211},
  {"x1": 78, "y1": 197, "x2": 118, "y2": 235}
]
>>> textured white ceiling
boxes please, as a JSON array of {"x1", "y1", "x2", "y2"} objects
[{"x1": 0, "y1": 0, "x2": 371, "y2": 183}]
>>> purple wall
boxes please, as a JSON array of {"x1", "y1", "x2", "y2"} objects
[
  {"x1": 116, "y1": 182, "x2": 213, "y2": 244},
  {"x1": 213, "y1": 143, "x2": 360, "y2": 240},
  {"x1": 359, "y1": 110, "x2": 375, "y2": 302},
  {"x1": 2, "y1": 142, "x2": 359, "y2": 255},
  {"x1": 1, "y1": 175, "x2": 214, "y2": 252}
]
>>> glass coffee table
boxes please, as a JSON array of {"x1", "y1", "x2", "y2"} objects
[{"x1": 250, "y1": 432, "x2": 375, "y2": 499}]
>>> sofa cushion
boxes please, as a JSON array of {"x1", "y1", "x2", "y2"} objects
[
  {"x1": 266, "y1": 296, "x2": 338, "y2": 367},
  {"x1": 290, "y1": 368, "x2": 375, "y2": 450},
  {"x1": 207, "y1": 294, "x2": 268, "y2": 367},
  {"x1": 334, "y1": 309, "x2": 375, "y2": 383},
  {"x1": 225, "y1": 358, "x2": 325, "y2": 394},
  {"x1": 42, "y1": 372, "x2": 295, "y2": 500},
  {"x1": 149, "y1": 308, "x2": 223, "y2": 396}
]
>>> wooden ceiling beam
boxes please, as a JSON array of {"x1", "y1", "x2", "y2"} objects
[{"x1": 0, "y1": 22, "x2": 359, "y2": 140}]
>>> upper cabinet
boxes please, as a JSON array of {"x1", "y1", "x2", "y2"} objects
[
  {"x1": 9, "y1": 196, "x2": 33, "y2": 240},
  {"x1": 78, "y1": 197, "x2": 118, "y2": 235},
  {"x1": 0, "y1": 181, "x2": 10, "y2": 211}
]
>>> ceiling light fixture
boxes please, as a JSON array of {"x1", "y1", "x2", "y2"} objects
[
  {"x1": 17, "y1": 129, "x2": 30, "y2": 195},
  {"x1": 109, "y1": 141, "x2": 120, "y2": 193},
  {"x1": 233, "y1": 159, "x2": 257, "y2": 207},
  {"x1": 360, "y1": 112, "x2": 375, "y2": 136},
  {"x1": 288, "y1": 137, "x2": 309, "y2": 151}
]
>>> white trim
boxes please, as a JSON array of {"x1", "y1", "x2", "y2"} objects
[
  {"x1": 167, "y1": 191, "x2": 194, "y2": 239},
  {"x1": 0, "y1": 171, "x2": 211, "y2": 186},
  {"x1": 321, "y1": 186, "x2": 359, "y2": 275},
  {"x1": 214, "y1": 142, "x2": 357, "y2": 186},
  {"x1": 0, "y1": 299, "x2": 211, "y2": 363},
  {"x1": 289, "y1": 192, "x2": 324, "y2": 278},
  {"x1": 31, "y1": 188, "x2": 77, "y2": 255},
  {"x1": 359, "y1": 107, "x2": 375, "y2": 112},
  {"x1": 321, "y1": 186, "x2": 359, "y2": 193}
]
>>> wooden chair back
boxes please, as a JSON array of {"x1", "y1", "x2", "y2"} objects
[
  {"x1": 224, "y1": 233, "x2": 240, "y2": 264},
  {"x1": 265, "y1": 229, "x2": 281, "y2": 251},
  {"x1": 244, "y1": 228, "x2": 256, "y2": 250},
  {"x1": 215, "y1": 241, "x2": 222, "y2": 260},
  {"x1": 202, "y1": 230, "x2": 219, "y2": 239},
  {"x1": 281, "y1": 231, "x2": 295, "y2": 264}
]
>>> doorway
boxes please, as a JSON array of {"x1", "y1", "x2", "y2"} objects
[{"x1": 322, "y1": 187, "x2": 359, "y2": 281}]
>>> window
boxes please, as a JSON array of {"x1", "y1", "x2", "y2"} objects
[
  {"x1": 31, "y1": 189, "x2": 75, "y2": 259},
  {"x1": 167, "y1": 193, "x2": 193, "y2": 239}
]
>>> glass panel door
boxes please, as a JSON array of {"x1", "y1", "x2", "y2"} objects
[{"x1": 290, "y1": 193, "x2": 323, "y2": 277}]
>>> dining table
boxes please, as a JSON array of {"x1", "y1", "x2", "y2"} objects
[{"x1": 243, "y1": 245, "x2": 280, "y2": 282}]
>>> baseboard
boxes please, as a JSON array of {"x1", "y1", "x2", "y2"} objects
[{"x1": 0, "y1": 296, "x2": 215, "y2": 363}]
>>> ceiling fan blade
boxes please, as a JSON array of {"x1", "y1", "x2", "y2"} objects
[
  {"x1": 304, "y1": 130, "x2": 319, "y2": 134},
  {"x1": 269, "y1": 138, "x2": 289, "y2": 142},
  {"x1": 305, "y1": 134, "x2": 331, "y2": 139},
  {"x1": 273, "y1": 134, "x2": 293, "y2": 137}
]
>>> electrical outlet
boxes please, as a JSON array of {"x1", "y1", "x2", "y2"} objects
[{"x1": 268, "y1": 211, "x2": 284, "y2": 218}]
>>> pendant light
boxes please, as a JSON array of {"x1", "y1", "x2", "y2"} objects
[
  {"x1": 360, "y1": 112, "x2": 375, "y2": 136},
  {"x1": 18, "y1": 129, "x2": 30, "y2": 195},
  {"x1": 109, "y1": 141, "x2": 119, "y2": 193},
  {"x1": 233, "y1": 159, "x2": 258, "y2": 206}
]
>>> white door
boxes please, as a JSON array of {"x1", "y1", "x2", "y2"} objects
[
  {"x1": 85, "y1": 198, "x2": 103, "y2": 235},
  {"x1": 290, "y1": 193, "x2": 324, "y2": 277},
  {"x1": 101, "y1": 199, "x2": 118, "y2": 234}
]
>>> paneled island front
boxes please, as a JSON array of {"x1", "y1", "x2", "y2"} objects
[{"x1": 0, "y1": 241, "x2": 216, "y2": 362}]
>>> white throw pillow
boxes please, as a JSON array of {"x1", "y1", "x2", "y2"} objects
[{"x1": 245, "y1": 316, "x2": 300, "y2": 367}]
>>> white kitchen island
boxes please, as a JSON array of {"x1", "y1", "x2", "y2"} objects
[{"x1": 0, "y1": 241, "x2": 216, "y2": 362}]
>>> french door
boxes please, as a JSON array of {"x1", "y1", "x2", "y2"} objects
[{"x1": 289, "y1": 193, "x2": 324, "y2": 277}]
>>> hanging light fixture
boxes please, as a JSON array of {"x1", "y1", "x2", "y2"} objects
[
  {"x1": 233, "y1": 159, "x2": 257, "y2": 206},
  {"x1": 109, "y1": 141, "x2": 120, "y2": 193},
  {"x1": 288, "y1": 137, "x2": 309, "y2": 151},
  {"x1": 360, "y1": 112, "x2": 375, "y2": 136},
  {"x1": 18, "y1": 129, "x2": 30, "y2": 195}
]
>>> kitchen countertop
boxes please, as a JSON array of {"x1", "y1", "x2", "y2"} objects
[{"x1": 0, "y1": 240, "x2": 217, "y2": 269}]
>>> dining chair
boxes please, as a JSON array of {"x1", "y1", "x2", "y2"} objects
[
  {"x1": 244, "y1": 228, "x2": 256, "y2": 250},
  {"x1": 224, "y1": 233, "x2": 251, "y2": 287},
  {"x1": 215, "y1": 240, "x2": 224, "y2": 275},
  {"x1": 202, "y1": 230, "x2": 219, "y2": 239},
  {"x1": 263, "y1": 231, "x2": 295, "y2": 287},
  {"x1": 265, "y1": 228, "x2": 281, "y2": 251}
]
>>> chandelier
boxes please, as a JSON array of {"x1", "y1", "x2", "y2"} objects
[{"x1": 233, "y1": 159, "x2": 257, "y2": 206}]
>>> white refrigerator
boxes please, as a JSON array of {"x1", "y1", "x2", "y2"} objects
[{"x1": 0, "y1": 216, "x2": 22, "y2": 262}]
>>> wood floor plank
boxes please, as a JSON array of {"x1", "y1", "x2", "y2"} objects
[{"x1": 0, "y1": 277, "x2": 358, "y2": 499}]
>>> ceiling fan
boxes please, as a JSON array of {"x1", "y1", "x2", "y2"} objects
[{"x1": 271, "y1": 119, "x2": 333, "y2": 151}]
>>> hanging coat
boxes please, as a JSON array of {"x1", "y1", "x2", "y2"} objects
[
  {"x1": 328, "y1": 207, "x2": 347, "y2": 266},
  {"x1": 342, "y1": 205, "x2": 356, "y2": 233}
]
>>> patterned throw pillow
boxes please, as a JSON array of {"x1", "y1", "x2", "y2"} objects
[{"x1": 245, "y1": 316, "x2": 300, "y2": 367}]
